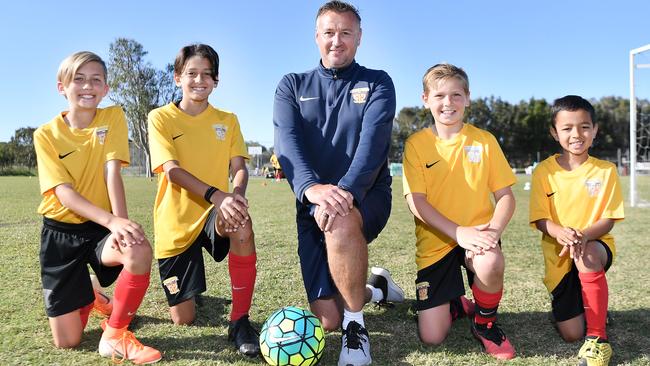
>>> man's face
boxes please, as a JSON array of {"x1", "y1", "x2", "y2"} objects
[{"x1": 315, "y1": 10, "x2": 361, "y2": 69}]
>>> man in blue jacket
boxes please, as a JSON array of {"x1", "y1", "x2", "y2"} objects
[{"x1": 273, "y1": 2, "x2": 403, "y2": 365}]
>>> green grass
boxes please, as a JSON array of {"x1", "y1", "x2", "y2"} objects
[{"x1": 1, "y1": 175, "x2": 649, "y2": 365}]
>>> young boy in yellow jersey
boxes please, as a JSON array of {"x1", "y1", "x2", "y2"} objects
[
  {"x1": 529, "y1": 95, "x2": 624, "y2": 366},
  {"x1": 34, "y1": 51, "x2": 161, "y2": 364},
  {"x1": 402, "y1": 63, "x2": 516, "y2": 360},
  {"x1": 148, "y1": 44, "x2": 260, "y2": 357}
]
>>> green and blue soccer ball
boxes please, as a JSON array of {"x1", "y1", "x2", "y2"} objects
[{"x1": 259, "y1": 306, "x2": 325, "y2": 366}]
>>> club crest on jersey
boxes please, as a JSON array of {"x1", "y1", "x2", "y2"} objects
[
  {"x1": 163, "y1": 276, "x2": 180, "y2": 294},
  {"x1": 350, "y1": 87, "x2": 369, "y2": 104},
  {"x1": 96, "y1": 126, "x2": 108, "y2": 145},
  {"x1": 464, "y1": 145, "x2": 483, "y2": 163},
  {"x1": 213, "y1": 124, "x2": 227, "y2": 141},
  {"x1": 584, "y1": 179, "x2": 602, "y2": 197},
  {"x1": 416, "y1": 281, "x2": 430, "y2": 301}
]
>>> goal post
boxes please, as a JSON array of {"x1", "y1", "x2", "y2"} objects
[{"x1": 629, "y1": 43, "x2": 650, "y2": 207}]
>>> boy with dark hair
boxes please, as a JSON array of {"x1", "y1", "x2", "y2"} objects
[
  {"x1": 403, "y1": 63, "x2": 516, "y2": 360},
  {"x1": 148, "y1": 43, "x2": 260, "y2": 357},
  {"x1": 34, "y1": 51, "x2": 161, "y2": 364},
  {"x1": 530, "y1": 95, "x2": 624, "y2": 366}
]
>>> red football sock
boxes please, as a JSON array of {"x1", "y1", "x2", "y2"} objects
[
  {"x1": 229, "y1": 252, "x2": 257, "y2": 322},
  {"x1": 108, "y1": 270, "x2": 150, "y2": 329},
  {"x1": 472, "y1": 283, "x2": 502, "y2": 325},
  {"x1": 579, "y1": 270, "x2": 608, "y2": 339},
  {"x1": 79, "y1": 302, "x2": 93, "y2": 329}
]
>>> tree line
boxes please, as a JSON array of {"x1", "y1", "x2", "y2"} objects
[
  {"x1": 391, "y1": 96, "x2": 650, "y2": 168},
  {"x1": 2, "y1": 37, "x2": 650, "y2": 174}
]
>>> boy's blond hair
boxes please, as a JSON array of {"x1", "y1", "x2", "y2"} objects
[
  {"x1": 57, "y1": 51, "x2": 107, "y2": 86},
  {"x1": 422, "y1": 63, "x2": 469, "y2": 96}
]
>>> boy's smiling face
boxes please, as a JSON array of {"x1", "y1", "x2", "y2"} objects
[
  {"x1": 422, "y1": 77, "x2": 469, "y2": 128},
  {"x1": 175, "y1": 55, "x2": 216, "y2": 104},
  {"x1": 57, "y1": 61, "x2": 108, "y2": 110},
  {"x1": 551, "y1": 109, "x2": 598, "y2": 158}
]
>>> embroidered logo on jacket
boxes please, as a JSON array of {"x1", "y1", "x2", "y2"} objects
[
  {"x1": 584, "y1": 179, "x2": 602, "y2": 197},
  {"x1": 464, "y1": 145, "x2": 483, "y2": 163},
  {"x1": 350, "y1": 87, "x2": 369, "y2": 104},
  {"x1": 213, "y1": 124, "x2": 227, "y2": 140},
  {"x1": 96, "y1": 126, "x2": 108, "y2": 145}
]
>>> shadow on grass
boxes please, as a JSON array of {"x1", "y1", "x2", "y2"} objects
[
  {"x1": 74, "y1": 301, "x2": 650, "y2": 364},
  {"x1": 355, "y1": 303, "x2": 650, "y2": 365}
]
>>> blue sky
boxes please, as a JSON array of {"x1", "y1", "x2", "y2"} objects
[{"x1": 1, "y1": 0, "x2": 649, "y2": 145}]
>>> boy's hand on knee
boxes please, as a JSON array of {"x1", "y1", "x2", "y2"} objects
[
  {"x1": 107, "y1": 216, "x2": 145, "y2": 247},
  {"x1": 217, "y1": 193, "x2": 249, "y2": 228},
  {"x1": 456, "y1": 225, "x2": 497, "y2": 255}
]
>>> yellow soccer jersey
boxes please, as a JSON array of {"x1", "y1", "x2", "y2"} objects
[
  {"x1": 529, "y1": 154, "x2": 624, "y2": 292},
  {"x1": 403, "y1": 124, "x2": 516, "y2": 270},
  {"x1": 34, "y1": 106, "x2": 130, "y2": 223},
  {"x1": 148, "y1": 102, "x2": 249, "y2": 259}
]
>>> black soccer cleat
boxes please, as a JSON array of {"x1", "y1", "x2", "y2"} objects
[{"x1": 228, "y1": 315, "x2": 260, "y2": 357}]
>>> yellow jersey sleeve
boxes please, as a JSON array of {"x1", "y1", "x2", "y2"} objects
[
  {"x1": 104, "y1": 107, "x2": 130, "y2": 165},
  {"x1": 402, "y1": 137, "x2": 426, "y2": 196},
  {"x1": 486, "y1": 133, "x2": 516, "y2": 192},
  {"x1": 148, "y1": 109, "x2": 177, "y2": 174},
  {"x1": 34, "y1": 126, "x2": 74, "y2": 195},
  {"x1": 229, "y1": 117, "x2": 250, "y2": 160},
  {"x1": 529, "y1": 164, "x2": 551, "y2": 227}
]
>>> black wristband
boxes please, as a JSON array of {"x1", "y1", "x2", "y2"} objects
[{"x1": 204, "y1": 186, "x2": 219, "y2": 203}]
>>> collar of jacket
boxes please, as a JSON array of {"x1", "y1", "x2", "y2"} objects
[{"x1": 317, "y1": 60, "x2": 359, "y2": 80}]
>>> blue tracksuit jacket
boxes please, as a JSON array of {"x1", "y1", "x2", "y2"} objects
[{"x1": 273, "y1": 60, "x2": 396, "y2": 207}]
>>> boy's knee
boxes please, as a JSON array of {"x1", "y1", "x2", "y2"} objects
[
  {"x1": 122, "y1": 243, "x2": 153, "y2": 273},
  {"x1": 419, "y1": 330, "x2": 448, "y2": 346},
  {"x1": 171, "y1": 313, "x2": 195, "y2": 326},
  {"x1": 473, "y1": 250, "x2": 505, "y2": 278},
  {"x1": 559, "y1": 329, "x2": 584, "y2": 343},
  {"x1": 52, "y1": 335, "x2": 81, "y2": 349}
]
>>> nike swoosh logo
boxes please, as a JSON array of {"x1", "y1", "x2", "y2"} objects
[
  {"x1": 127, "y1": 311, "x2": 136, "y2": 316},
  {"x1": 58, "y1": 150, "x2": 76, "y2": 159},
  {"x1": 268, "y1": 334, "x2": 301, "y2": 343},
  {"x1": 172, "y1": 134, "x2": 184, "y2": 140},
  {"x1": 425, "y1": 160, "x2": 440, "y2": 168},
  {"x1": 546, "y1": 192, "x2": 556, "y2": 197},
  {"x1": 299, "y1": 96, "x2": 319, "y2": 102},
  {"x1": 478, "y1": 310, "x2": 495, "y2": 316},
  {"x1": 232, "y1": 286, "x2": 246, "y2": 290}
]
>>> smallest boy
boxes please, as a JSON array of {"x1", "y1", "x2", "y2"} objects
[
  {"x1": 529, "y1": 95, "x2": 624, "y2": 366},
  {"x1": 34, "y1": 51, "x2": 161, "y2": 364},
  {"x1": 402, "y1": 63, "x2": 516, "y2": 360}
]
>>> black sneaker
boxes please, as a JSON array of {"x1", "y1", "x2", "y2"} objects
[
  {"x1": 228, "y1": 315, "x2": 260, "y2": 357},
  {"x1": 338, "y1": 321, "x2": 371, "y2": 366}
]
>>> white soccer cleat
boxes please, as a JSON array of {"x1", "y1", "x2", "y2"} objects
[
  {"x1": 367, "y1": 266, "x2": 404, "y2": 303},
  {"x1": 338, "y1": 321, "x2": 371, "y2": 366}
]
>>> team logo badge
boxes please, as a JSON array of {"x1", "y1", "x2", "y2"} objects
[
  {"x1": 350, "y1": 87, "x2": 369, "y2": 104},
  {"x1": 416, "y1": 281, "x2": 430, "y2": 301},
  {"x1": 213, "y1": 124, "x2": 227, "y2": 140},
  {"x1": 464, "y1": 145, "x2": 483, "y2": 163},
  {"x1": 96, "y1": 126, "x2": 108, "y2": 145},
  {"x1": 584, "y1": 179, "x2": 602, "y2": 197},
  {"x1": 163, "y1": 276, "x2": 180, "y2": 295}
]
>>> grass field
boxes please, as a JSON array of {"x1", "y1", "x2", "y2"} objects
[{"x1": 1, "y1": 175, "x2": 649, "y2": 365}]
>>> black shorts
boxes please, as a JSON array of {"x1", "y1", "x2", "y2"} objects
[
  {"x1": 415, "y1": 245, "x2": 475, "y2": 311},
  {"x1": 296, "y1": 185, "x2": 391, "y2": 303},
  {"x1": 550, "y1": 240, "x2": 613, "y2": 322},
  {"x1": 40, "y1": 217, "x2": 122, "y2": 317},
  {"x1": 158, "y1": 207, "x2": 230, "y2": 306}
]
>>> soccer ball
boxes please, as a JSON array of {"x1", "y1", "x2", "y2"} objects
[{"x1": 259, "y1": 306, "x2": 325, "y2": 366}]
